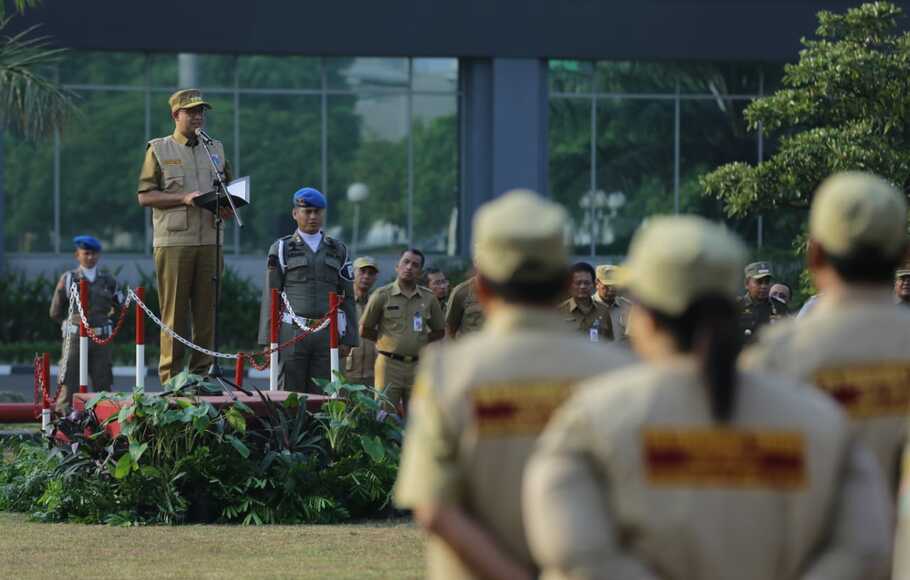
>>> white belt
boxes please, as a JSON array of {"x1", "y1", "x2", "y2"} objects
[{"x1": 63, "y1": 323, "x2": 111, "y2": 336}]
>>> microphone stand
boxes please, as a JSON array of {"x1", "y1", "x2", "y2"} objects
[{"x1": 195, "y1": 130, "x2": 252, "y2": 397}]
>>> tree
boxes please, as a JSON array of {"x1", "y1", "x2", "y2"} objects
[
  {"x1": 0, "y1": 0, "x2": 76, "y2": 140},
  {"x1": 702, "y1": 2, "x2": 910, "y2": 217}
]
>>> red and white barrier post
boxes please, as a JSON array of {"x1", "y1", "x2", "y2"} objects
[
  {"x1": 269, "y1": 289, "x2": 279, "y2": 392},
  {"x1": 41, "y1": 352, "x2": 51, "y2": 433},
  {"x1": 329, "y1": 292, "x2": 340, "y2": 380},
  {"x1": 234, "y1": 355, "x2": 245, "y2": 388},
  {"x1": 135, "y1": 286, "x2": 145, "y2": 392},
  {"x1": 78, "y1": 279, "x2": 89, "y2": 394}
]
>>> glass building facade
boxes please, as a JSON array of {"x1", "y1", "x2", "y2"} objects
[
  {"x1": 3, "y1": 53, "x2": 803, "y2": 261},
  {"x1": 3, "y1": 53, "x2": 460, "y2": 257}
]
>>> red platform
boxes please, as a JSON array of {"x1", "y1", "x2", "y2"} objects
[{"x1": 73, "y1": 391, "x2": 331, "y2": 438}]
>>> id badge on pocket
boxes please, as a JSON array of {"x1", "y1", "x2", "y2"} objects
[
  {"x1": 413, "y1": 312, "x2": 424, "y2": 332},
  {"x1": 589, "y1": 328, "x2": 599, "y2": 342}
]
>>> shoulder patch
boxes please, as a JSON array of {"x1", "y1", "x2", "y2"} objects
[
  {"x1": 472, "y1": 380, "x2": 576, "y2": 436},
  {"x1": 814, "y1": 363, "x2": 910, "y2": 418},
  {"x1": 644, "y1": 428, "x2": 806, "y2": 490}
]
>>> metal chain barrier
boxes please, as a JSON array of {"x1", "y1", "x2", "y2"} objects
[
  {"x1": 245, "y1": 310, "x2": 333, "y2": 370},
  {"x1": 70, "y1": 283, "x2": 133, "y2": 346},
  {"x1": 127, "y1": 287, "x2": 334, "y2": 363}
]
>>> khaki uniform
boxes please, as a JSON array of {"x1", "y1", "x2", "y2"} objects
[
  {"x1": 557, "y1": 297, "x2": 614, "y2": 342},
  {"x1": 593, "y1": 294, "x2": 630, "y2": 341},
  {"x1": 137, "y1": 130, "x2": 232, "y2": 383},
  {"x1": 737, "y1": 293, "x2": 786, "y2": 341},
  {"x1": 345, "y1": 291, "x2": 378, "y2": 386},
  {"x1": 524, "y1": 362, "x2": 892, "y2": 580},
  {"x1": 742, "y1": 289, "x2": 910, "y2": 492},
  {"x1": 256, "y1": 231, "x2": 358, "y2": 393},
  {"x1": 394, "y1": 306, "x2": 632, "y2": 580},
  {"x1": 446, "y1": 277, "x2": 485, "y2": 338},
  {"x1": 49, "y1": 268, "x2": 122, "y2": 412},
  {"x1": 360, "y1": 280, "x2": 444, "y2": 407}
]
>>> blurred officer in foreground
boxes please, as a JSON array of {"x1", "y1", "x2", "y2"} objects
[
  {"x1": 737, "y1": 261, "x2": 786, "y2": 341},
  {"x1": 394, "y1": 190, "x2": 631, "y2": 580},
  {"x1": 345, "y1": 257, "x2": 380, "y2": 386},
  {"x1": 743, "y1": 172, "x2": 910, "y2": 495},
  {"x1": 446, "y1": 271, "x2": 485, "y2": 339},
  {"x1": 257, "y1": 187, "x2": 358, "y2": 393},
  {"x1": 558, "y1": 262, "x2": 614, "y2": 342},
  {"x1": 523, "y1": 215, "x2": 891, "y2": 580},
  {"x1": 49, "y1": 236, "x2": 123, "y2": 413},
  {"x1": 593, "y1": 264, "x2": 631, "y2": 342},
  {"x1": 895, "y1": 261, "x2": 910, "y2": 306},
  {"x1": 360, "y1": 248, "x2": 444, "y2": 410},
  {"x1": 425, "y1": 267, "x2": 450, "y2": 316}
]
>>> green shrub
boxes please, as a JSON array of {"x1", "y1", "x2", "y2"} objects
[{"x1": 0, "y1": 373, "x2": 403, "y2": 525}]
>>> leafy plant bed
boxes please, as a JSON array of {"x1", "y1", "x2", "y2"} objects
[{"x1": 0, "y1": 375, "x2": 402, "y2": 525}]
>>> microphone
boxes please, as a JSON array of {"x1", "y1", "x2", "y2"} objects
[{"x1": 194, "y1": 127, "x2": 215, "y2": 144}]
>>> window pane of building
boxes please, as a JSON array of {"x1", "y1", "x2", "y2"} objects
[
  {"x1": 548, "y1": 97, "x2": 592, "y2": 254},
  {"x1": 237, "y1": 56, "x2": 321, "y2": 90},
  {"x1": 412, "y1": 95, "x2": 458, "y2": 255},
  {"x1": 326, "y1": 58, "x2": 409, "y2": 91},
  {"x1": 59, "y1": 90, "x2": 147, "y2": 252},
  {"x1": 594, "y1": 98, "x2": 674, "y2": 253},
  {"x1": 3, "y1": 132, "x2": 55, "y2": 252},
  {"x1": 59, "y1": 51, "x2": 146, "y2": 86},
  {"x1": 328, "y1": 93, "x2": 408, "y2": 255},
  {"x1": 676, "y1": 62, "x2": 761, "y2": 95},
  {"x1": 237, "y1": 94, "x2": 322, "y2": 253},
  {"x1": 594, "y1": 61, "x2": 680, "y2": 94},
  {"x1": 549, "y1": 60, "x2": 594, "y2": 94},
  {"x1": 413, "y1": 58, "x2": 458, "y2": 93}
]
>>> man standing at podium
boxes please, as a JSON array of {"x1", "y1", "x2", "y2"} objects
[{"x1": 136, "y1": 89, "x2": 233, "y2": 384}]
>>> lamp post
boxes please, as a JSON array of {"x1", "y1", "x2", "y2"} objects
[{"x1": 347, "y1": 182, "x2": 369, "y2": 255}]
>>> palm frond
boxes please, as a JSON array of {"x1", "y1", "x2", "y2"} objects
[
  {"x1": 0, "y1": 19, "x2": 78, "y2": 140},
  {"x1": 0, "y1": 0, "x2": 43, "y2": 19}
]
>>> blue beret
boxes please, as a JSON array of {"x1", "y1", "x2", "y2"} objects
[
  {"x1": 293, "y1": 187, "x2": 327, "y2": 209},
  {"x1": 73, "y1": 235, "x2": 101, "y2": 252}
]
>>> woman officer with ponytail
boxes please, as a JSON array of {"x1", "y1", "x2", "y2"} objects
[{"x1": 522, "y1": 216, "x2": 891, "y2": 580}]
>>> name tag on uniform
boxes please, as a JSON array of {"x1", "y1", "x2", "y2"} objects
[
  {"x1": 643, "y1": 428, "x2": 806, "y2": 490},
  {"x1": 163, "y1": 159, "x2": 182, "y2": 166},
  {"x1": 413, "y1": 312, "x2": 423, "y2": 332},
  {"x1": 472, "y1": 381, "x2": 575, "y2": 436},
  {"x1": 814, "y1": 363, "x2": 910, "y2": 418}
]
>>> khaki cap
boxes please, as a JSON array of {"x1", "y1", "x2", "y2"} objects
[
  {"x1": 473, "y1": 189, "x2": 568, "y2": 283},
  {"x1": 744, "y1": 261, "x2": 773, "y2": 280},
  {"x1": 353, "y1": 256, "x2": 379, "y2": 272},
  {"x1": 620, "y1": 216, "x2": 746, "y2": 316},
  {"x1": 810, "y1": 172, "x2": 908, "y2": 259},
  {"x1": 897, "y1": 261, "x2": 910, "y2": 277},
  {"x1": 596, "y1": 264, "x2": 621, "y2": 285},
  {"x1": 169, "y1": 89, "x2": 212, "y2": 114}
]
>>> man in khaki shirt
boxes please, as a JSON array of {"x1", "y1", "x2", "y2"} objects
[
  {"x1": 446, "y1": 274, "x2": 485, "y2": 339},
  {"x1": 558, "y1": 262, "x2": 614, "y2": 342},
  {"x1": 742, "y1": 172, "x2": 910, "y2": 495},
  {"x1": 136, "y1": 89, "x2": 233, "y2": 383},
  {"x1": 594, "y1": 264, "x2": 631, "y2": 342},
  {"x1": 345, "y1": 256, "x2": 380, "y2": 386},
  {"x1": 895, "y1": 261, "x2": 910, "y2": 306},
  {"x1": 524, "y1": 215, "x2": 891, "y2": 580},
  {"x1": 425, "y1": 267, "x2": 450, "y2": 317},
  {"x1": 360, "y1": 248, "x2": 444, "y2": 410},
  {"x1": 394, "y1": 190, "x2": 632, "y2": 580}
]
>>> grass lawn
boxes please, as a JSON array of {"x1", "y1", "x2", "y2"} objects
[{"x1": 0, "y1": 512, "x2": 425, "y2": 579}]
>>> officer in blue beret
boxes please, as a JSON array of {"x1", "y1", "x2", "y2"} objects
[
  {"x1": 257, "y1": 187, "x2": 359, "y2": 393},
  {"x1": 49, "y1": 236, "x2": 124, "y2": 412}
]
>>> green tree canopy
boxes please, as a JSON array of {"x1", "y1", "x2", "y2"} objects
[{"x1": 702, "y1": 1, "x2": 910, "y2": 217}]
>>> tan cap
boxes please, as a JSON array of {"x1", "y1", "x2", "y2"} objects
[
  {"x1": 595, "y1": 264, "x2": 621, "y2": 285},
  {"x1": 473, "y1": 189, "x2": 568, "y2": 283},
  {"x1": 744, "y1": 261, "x2": 773, "y2": 280},
  {"x1": 353, "y1": 256, "x2": 378, "y2": 272},
  {"x1": 810, "y1": 172, "x2": 908, "y2": 259},
  {"x1": 620, "y1": 216, "x2": 746, "y2": 315},
  {"x1": 897, "y1": 261, "x2": 910, "y2": 277},
  {"x1": 169, "y1": 89, "x2": 212, "y2": 114}
]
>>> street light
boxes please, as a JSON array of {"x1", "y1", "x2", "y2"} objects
[{"x1": 347, "y1": 182, "x2": 369, "y2": 255}]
